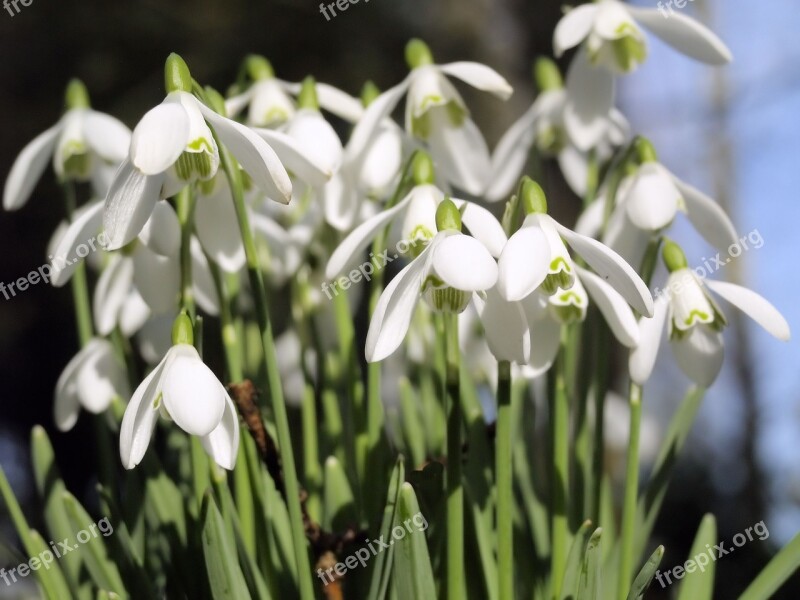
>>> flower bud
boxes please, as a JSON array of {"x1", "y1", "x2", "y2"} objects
[
  {"x1": 534, "y1": 57, "x2": 563, "y2": 92},
  {"x1": 411, "y1": 151, "x2": 436, "y2": 186},
  {"x1": 520, "y1": 177, "x2": 548, "y2": 215},
  {"x1": 405, "y1": 39, "x2": 434, "y2": 69},
  {"x1": 245, "y1": 55, "x2": 274, "y2": 81},
  {"x1": 171, "y1": 312, "x2": 194, "y2": 346},
  {"x1": 297, "y1": 76, "x2": 319, "y2": 111},
  {"x1": 165, "y1": 53, "x2": 193, "y2": 93},
  {"x1": 435, "y1": 198, "x2": 462, "y2": 232},
  {"x1": 634, "y1": 137, "x2": 658, "y2": 164}
]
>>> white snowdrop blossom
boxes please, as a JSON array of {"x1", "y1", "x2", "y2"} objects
[
  {"x1": 120, "y1": 314, "x2": 239, "y2": 470},
  {"x1": 55, "y1": 338, "x2": 130, "y2": 432},
  {"x1": 630, "y1": 242, "x2": 790, "y2": 387},
  {"x1": 3, "y1": 79, "x2": 130, "y2": 211}
]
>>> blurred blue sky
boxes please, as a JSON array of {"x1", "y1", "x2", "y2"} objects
[{"x1": 622, "y1": 0, "x2": 800, "y2": 543}]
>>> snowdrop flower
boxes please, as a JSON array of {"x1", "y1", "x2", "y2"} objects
[
  {"x1": 488, "y1": 58, "x2": 629, "y2": 201},
  {"x1": 344, "y1": 39, "x2": 512, "y2": 196},
  {"x1": 4, "y1": 79, "x2": 130, "y2": 211},
  {"x1": 326, "y1": 152, "x2": 506, "y2": 280},
  {"x1": 366, "y1": 199, "x2": 498, "y2": 362},
  {"x1": 103, "y1": 53, "x2": 292, "y2": 250},
  {"x1": 55, "y1": 338, "x2": 129, "y2": 432},
  {"x1": 553, "y1": 1, "x2": 731, "y2": 150},
  {"x1": 120, "y1": 313, "x2": 239, "y2": 470},
  {"x1": 630, "y1": 241, "x2": 790, "y2": 387}
]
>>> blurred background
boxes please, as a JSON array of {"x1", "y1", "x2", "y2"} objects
[{"x1": 0, "y1": 0, "x2": 798, "y2": 597}]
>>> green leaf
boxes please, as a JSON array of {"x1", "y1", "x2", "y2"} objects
[
  {"x1": 391, "y1": 483, "x2": 436, "y2": 600},
  {"x1": 366, "y1": 457, "x2": 405, "y2": 600},
  {"x1": 676, "y1": 514, "x2": 717, "y2": 600},
  {"x1": 577, "y1": 528, "x2": 603, "y2": 600},
  {"x1": 28, "y1": 528, "x2": 74, "y2": 600},
  {"x1": 560, "y1": 519, "x2": 593, "y2": 600},
  {"x1": 201, "y1": 493, "x2": 251, "y2": 599},
  {"x1": 398, "y1": 378, "x2": 425, "y2": 469},
  {"x1": 738, "y1": 530, "x2": 800, "y2": 600},
  {"x1": 323, "y1": 456, "x2": 358, "y2": 532},
  {"x1": 626, "y1": 545, "x2": 664, "y2": 600}
]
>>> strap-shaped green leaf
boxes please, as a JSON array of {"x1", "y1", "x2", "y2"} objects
[{"x1": 676, "y1": 514, "x2": 717, "y2": 600}]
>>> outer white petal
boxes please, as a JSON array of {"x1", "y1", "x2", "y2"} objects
[
  {"x1": 321, "y1": 172, "x2": 359, "y2": 232},
  {"x1": 427, "y1": 115, "x2": 491, "y2": 196},
  {"x1": 577, "y1": 266, "x2": 639, "y2": 347},
  {"x1": 564, "y1": 49, "x2": 616, "y2": 152},
  {"x1": 103, "y1": 159, "x2": 164, "y2": 250},
  {"x1": 83, "y1": 110, "x2": 132, "y2": 164},
  {"x1": 520, "y1": 293, "x2": 562, "y2": 376},
  {"x1": 366, "y1": 237, "x2": 441, "y2": 362},
  {"x1": 255, "y1": 128, "x2": 330, "y2": 187},
  {"x1": 453, "y1": 198, "x2": 508, "y2": 258},
  {"x1": 438, "y1": 62, "x2": 513, "y2": 100},
  {"x1": 574, "y1": 195, "x2": 606, "y2": 239},
  {"x1": 627, "y1": 6, "x2": 732, "y2": 65},
  {"x1": 132, "y1": 245, "x2": 179, "y2": 314},
  {"x1": 50, "y1": 201, "x2": 104, "y2": 287},
  {"x1": 137, "y1": 200, "x2": 181, "y2": 257},
  {"x1": 94, "y1": 255, "x2": 135, "y2": 336},
  {"x1": 119, "y1": 354, "x2": 169, "y2": 469},
  {"x1": 670, "y1": 325, "x2": 724, "y2": 387},
  {"x1": 558, "y1": 145, "x2": 590, "y2": 197},
  {"x1": 3, "y1": 123, "x2": 62, "y2": 210},
  {"x1": 486, "y1": 103, "x2": 539, "y2": 202},
  {"x1": 119, "y1": 288, "x2": 150, "y2": 337},
  {"x1": 198, "y1": 103, "x2": 292, "y2": 203},
  {"x1": 432, "y1": 233, "x2": 498, "y2": 292},
  {"x1": 284, "y1": 109, "x2": 343, "y2": 177},
  {"x1": 161, "y1": 345, "x2": 226, "y2": 437},
  {"x1": 673, "y1": 177, "x2": 738, "y2": 251},
  {"x1": 200, "y1": 393, "x2": 240, "y2": 470},
  {"x1": 497, "y1": 226, "x2": 550, "y2": 301},
  {"x1": 195, "y1": 179, "x2": 246, "y2": 273},
  {"x1": 475, "y1": 287, "x2": 530, "y2": 363},
  {"x1": 705, "y1": 280, "x2": 790, "y2": 341},
  {"x1": 223, "y1": 89, "x2": 254, "y2": 119},
  {"x1": 315, "y1": 82, "x2": 365, "y2": 123},
  {"x1": 624, "y1": 163, "x2": 680, "y2": 231},
  {"x1": 54, "y1": 339, "x2": 108, "y2": 431},
  {"x1": 75, "y1": 340, "x2": 128, "y2": 413},
  {"x1": 325, "y1": 190, "x2": 414, "y2": 279},
  {"x1": 130, "y1": 100, "x2": 190, "y2": 175},
  {"x1": 553, "y1": 3, "x2": 600, "y2": 56},
  {"x1": 191, "y1": 236, "x2": 221, "y2": 315},
  {"x1": 358, "y1": 121, "x2": 404, "y2": 194},
  {"x1": 629, "y1": 294, "x2": 669, "y2": 384}
]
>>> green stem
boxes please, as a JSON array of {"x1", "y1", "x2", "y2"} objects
[
  {"x1": 444, "y1": 312, "x2": 463, "y2": 600},
  {"x1": 176, "y1": 186, "x2": 196, "y2": 318},
  {"x1": 550, "y1": 328, "x2": 570, "y2": 599},
  {"x1": 62, "y1": 182, "x2": 93, "y2": 346},
  {"x1": 217, "y1": 143, "x2": 314, "y2": 599},
  {"x1": 496, "y1": 360, "x2": 513, "y2": 600},
  {"x1": 617, "y1": 381, "x2": 642, "y2": 600}
]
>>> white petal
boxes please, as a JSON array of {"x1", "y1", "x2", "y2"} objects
[
  {"x1": 83, "y1": 111, "x2": 131, "y2": 164},
  {"x1": 75, "y1": 340, "x2": 128, "y2": 413},
  {"x1": 255, "y1": 128, "x2": 331, "y2": 187},
  {"x1": 574, "y1": 195, "x2": 606, "y2": 239},
  {"x1": 555, "y1": 217, "x2": 654, "y2": 317},
  {"x1": 475, "y1": 287, "x2": 530, "y2": 363},
  {"x1": 119, "y1": 288, "x2": 150, "y2": 337},
  {"x1": 223, "y1": 89, "x2": 253, "y2": 119},
  {"x1": 198, "y1": 103, "x2": 292, "y2": 203},
  {"x1": 497, "y1": 226, "x2": 550, "y2": 301},
  {"x1": 432, "y1": 233, "x2": 498, "y2": 292},
  {"x1": 162, "y1": 345, "x2": 226, "y2": 436},
  {"x1": 120, "y1": 354, "x2": 168, "y2": 469},
  {"x1": 321, "y1": 172, "x2": 359, "y2": 232},
  {"x1": 453, "y1": 198, "x2": 508, "y2": 258},
  {"x1": 520, "y1": 294, "x2": 562, "y2": 375},
  {"x1": 577, "y1": 266, "x2": 639, "y2": 347},
  {"x1": 427, "y1": 115, "x2": 491, "y2": 196},
  {"x1": 54, "y1": 339, "x2": 105, "y2": 431},
  {"x1": 325, "y1": 190, "x2": 414, "y2": 279},
  {"x1": 103, "y1": 159, "x2": 164, "y2": 250},
  {"x1": 249, "y1": 81, "x2": 295, "y2": 126},
  {"x1": 629, "y1": 294, "x2": 669, "y2": 385},
  {"x1": 137, "y1": 200, "x2": 181, "y2": 257},
  {"x1": 673, "y1": 176, "x2": 738, "y2": 251},
  {"x1": 191, "y1": 237, "x2": 221, "y2": 315},
  {"x1": 315, "y1": 82, "x2": 365, "y2": 123},
  {"x1": 357, "y1": 121, "x2": 404, "y2": 195},
  {"x1": 624, "y1": 163, "x2": 680, "y2": 231},
  {"x1": 558, "y1": 145, "x2": 590, "y2": 197},
  {"x1": 705, "y1": 280, "x2": 790, "y2": 341},
  {"x1": 284, "y1": 109, "x2": 343, "y2": 177},
  {"x1": 94, "y1": 255, "x2": 135, "y2": 336},
  {"x1": 564, "y1": 49, "x2": 616, "y2": 152},
  {"x1": 553, "y1": 3, "x2": 600, "y2": 56},
  {"x1": 130, "y1": 100, "x2": 190, "y2": 175},
  {"x1": 670, "y1": 325, "x2": 724, "y2": 387},
  {"x1": 132, "y1": 245, "x2": 179, "y2": 314},
  {"x1": 200, "y1": 393, "x2": 240, "y2": 470},
  {"x1": 485, "y1": 103, "x2": 539, "y2": 202},
  {"x1": 438, "y1": 62, "x2": 513, "y2": 100},
  {"x1": 195, "y1": 178, "x2": 246, "y2": 273},
  {"x1": 365, "y1": 238, "x2": 440, "y2": 362},
  {"x1": 627, "y1": 6, "x2": 732, "y2": 65},
  {"x1": 50, "y1": 201, "x2": 104, "y2": 287},
  {"x1": 3, "y1": 123, "x2": 61, "y2": 210}
]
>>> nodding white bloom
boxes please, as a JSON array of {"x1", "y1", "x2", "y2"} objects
[
  {"x1": 120, "y1": 314, "x2": 239, "y2": 470},
  {"x1": 488, "y1": 58, "x2": 629, "y2": 201},
  {"x1": 366, "y1": 199, "x2": 498, "y2": 362},
  {"x1": 225, "y1": 55, "x2": 365, "y2": 128},
  {"x1": 344, "y1": 39, "x2": 512, "y2": 196},
  {"x1": 3, "y1": 79, "x2": 130, "y2": 211},
  {"x1": 630, "y1": 241, "x2": 790, "y2": 387},
  {"x1": 55, "y1": 338, "x2": 129, "y2": 432},
  {"x1": 103, "y1": 54, "x2": 292, "y2": 251},
  {"x1": 496, "y1": 179, "x2": 653, "y2": 317},
  {"x1": 326, "y1": 152, "x2": 506, "y2": 280}
]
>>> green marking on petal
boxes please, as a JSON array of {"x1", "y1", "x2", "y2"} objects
[{"x1": 152, "y1": 392, "x2": 162, "y2": 410}]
